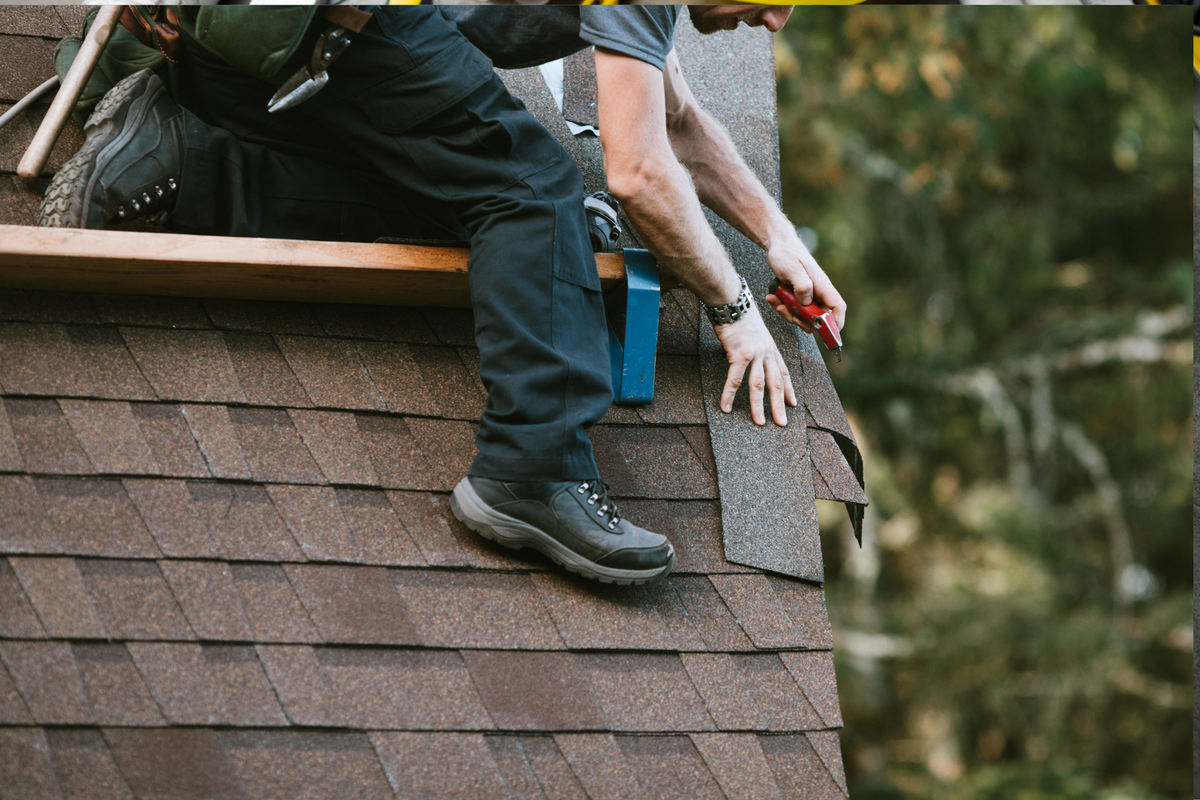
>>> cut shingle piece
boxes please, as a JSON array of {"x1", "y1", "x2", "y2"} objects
[
  {"x1": 0, "y1": 729, "x2": 64, "y2": 800},
  {"x1": 709, "y1": 574, "x2": 806, "y2": 650},
  {"x1": 356, "y1": 416, "x2": 439, "y2": 490},
  {"x1": 462, "y1": 651, "x2": 604, "y2": 732},
  {"x1": 203, "y1": 645, "x2": 289, "y2": 726},
  {"x1": 203, "y1": 298, "x2": 323, "y2": 335},
  {"x1": 758, "y1": 734, "x2": 847, "y2": 799},
  {"x1": 6, "y1": 399, "x2": 95, "y2": 475},
  {"x1": 533, "y1": 573, "x2": 677, "y2": 651},
  {"x1": 275, "y1": 335, "x2": 386, "y2": 411},
  {"x1": 316, "y1": 647, "x2": 493, "y2": 730},
  {"x1": 410, "y1": 345, "x2": 486, "y2": 419},
  {"x1": 9, "y1": 557, "x2": 105, "y2": 639},
  {"x1": 160, "y1": 560, "x2": 253, "y2": 642},
  {"x1": 615, "y1": 735, "x2": 724, "y2": 800},
  {"x1": 63, "y1": 324, "x2": 156, "y2": 401},
  {"x1": 0, "y1": 662, "x2": 33, "y2": 724},
  {"x1": 127, "y1": 642, "x2": 226, "y2": 725},
  {"x1": 800, "y1": 353, "x2": 855, "y2": 441},
  {"x1": 335, "y1": 488, "x2": 426, "y2": 566},
  {"x1": 668, "y1": 576, "x2": 755, "y2": 652},
  {"x1": 105, "y1": 728, "x2": 241, "y2": 800},
  {"x1": 221, "y1": 331, "x2": 313, "y2": 408},
  {"x1": 289, "y1": 410, "x2": 378, "y2": 486},
  {"x1": 91, "y1": 295, "x2": 211, "y2": 329},
  {"x1": 44, "y1": 728, "x2": 136, "y2": 800},
  {"x1": 193, "y1": 483, "x2": 304, "y2": 562},
  {"x1": 180, "y1": 404, "x2": 252, "y2": 479},
  {"x1": 636, "y1": 355, "x2": 706, "y2": 426},
  {"x1": 605, "y1": 426, "x2": 717, "y2": 499},
  {"x1": 123, "y1": 479, "x2": 219, "y2": 558},
  {"x1": 778, "y1": 651, "x2": 843, "y2": 728},
  {"x1": 77, "y1": 560, "x2": 194, "y2": 641},
  {"x1": 371, "y1": 732, "x2": 512, "y2": 800},
  {"x1": 680, "y1": 653, "x2": 764, "y2": 731},
  {"x1": 128, "y1": 404, "x2": 210, "y2": 478},
  {"x1": 355, "y1": 340, "x2": 437, "y2": 416},
  {"x1": 0, "y1": 322, "x2": 95, "y2": 396},
  {"x1": 286, "y1": 564, "x2": 418, "y2": 645},
  {"x1": 732, "y1": 654, "x2": 823, "y2": 732},
  {"x1": 386, "y1": 490, "x2": 469, "y2": 567},
  {"x1": 228, "y1": 407, "x2": 325, "y2": 484},
  {"x1": 0, "y1": 558, "x2": 44, "y2": 637},
  {"x1": 71, "y1": 643, "x2": 165, "y2": 726},
  {"x1": 0, "y1": 641, "x2": 92, "y2": 724},
  {"x1": 405, "y1": 418, "x2": 476, "y2": 490},
  {"x1": 257, "y1": 644, "x2": 348, "y2": 727},
  {"x1": 394, "y1": 572, "x2": 561, "y2": 650},
  {"x1": 575, "y1": 653, "x2": 714, "y2": 733},
  {"x1": 222, "y1": 730, "x2": 395, "y2": 800},
  {"x1": 554, "y1": 734, "x2": 641, "y2": 800},
  {"x1": 268, "y1": 484, "x2": 360, "y2": 562},
  {"x1": 230, "y1": 564, "x2": 320, "y2": 643},
  {"x1": 809, "y1": 429, "x2": 868, "y2": 505},
  {"x1": 0, "y1": 476, "x2": 58, "y2": 554},
  {"x1": 767, "y1": 577, "x2": 834, "y2": 649},
  {"x1": 59, "y1": 400, "x2": 156, "y2": 475},
  {"x1": 35, "y1": 478, "x2": 160, "y2": 558},
  {"x1": 690, "y1": 733, "x2": 783, "y2": 800},
  {"x1": 119, "y1": 328, "x2": 245, "y2": 403}
]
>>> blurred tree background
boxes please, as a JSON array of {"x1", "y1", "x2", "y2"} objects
[{"x1": 774, "y1": 7, "x2": 1192, "y2": 798}]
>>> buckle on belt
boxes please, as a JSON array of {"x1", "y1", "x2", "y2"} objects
[{"x1": 268, "y1": 25, "x2": 352, "y2": 113}]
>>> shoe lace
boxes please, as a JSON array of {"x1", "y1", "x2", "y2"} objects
[{"x1": 576, "y1": 479, "x2": 623, "y2": 531}]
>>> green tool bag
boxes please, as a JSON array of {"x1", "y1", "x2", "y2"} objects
[{"x1": 175, "y1": 5, "x2": 319, "y2": 86}]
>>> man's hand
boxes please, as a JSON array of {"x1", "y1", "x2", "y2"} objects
[
  {"x1": 712, "y1": 303, "x2": 798, "y2": 426},
  {"x1": 763, "y1": 236, "x2": 847, "y2": 334}
]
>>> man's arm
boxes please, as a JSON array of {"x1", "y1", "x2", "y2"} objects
[
  {"x1": 595, "y1": 46, "x2": 796, "y2": 426},
  {"x1": 660, "y1": 49, "x2": 846, "y2": 333}
]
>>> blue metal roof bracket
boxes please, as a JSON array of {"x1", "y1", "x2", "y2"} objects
[{"x1": 605, "y1": 248, "x2": 660, "y2": 405}]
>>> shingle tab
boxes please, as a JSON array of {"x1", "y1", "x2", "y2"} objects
[
  {"x1": 354, "y1": 341, "x2": 437, "y2": 416},
  {"x1": 204, "y1": 298, "x2": 323, "y2": 336},
  {"x1": 778, "y1": 651, "x2": 843, "y2": 728},
  {"x1": 59, "y1": 400, "x2": 156, "y2": 475},
  {"x1": 395, "y1": 572, "x2": 561, "y2": 650},
  {"x1": 606, "y1": 427, "x2": 717, "y2": 499},
  {"x1": 358, "y1": 417, "x2": 439, "y2": 490},
  {"x1": 123, "y1": 479, "x2": 220, "y2": 558},
  {"x1": 222, "y1": 331, "x2": 313, "y2": 407},
  {"x1": 256, "y1": 644, "x2": 347, "y2": 727},
  {"x1": 268, "y1": 484, "x2": 360, "y2": 562},
  {"x1": 275, "y1": 335, "x2": 385, "y2": 411},
  {"x1": 230, "y1": 564, "x2": 320, "y2": 643},
  {"x1": 286, "y1": 564, "x2": 417, "y2": 645},
  {"x1": 554, "y1": 734, "x2": 640, "y2": 800},
  {"x1": 160, "y1": 560, "x2": 252, "y2": 642},
  {"x1": 805, "y1": 731, "x2": 849, "y2": 796},
  {"x1": 9, "y1": 557, "x2": 106, "y2": 639},
  {"x1": 758, "y1": 734, "x2": 846, "y2": 799},
  {"x1": 666, "y1": 500, "x2": 755, "y2": 575},
  {"x1": 668, "y1": 576, "x2": 755, "y2": 652},
  {"x1": 387, "y1": 490, "x2": 469, "y2": 567},
  {"x1": 689, "y1": 733, "x2": 783, "y2": 800},
  {"x1": 78, "y1": 560, "x2": 194, "y2": 641},
  {"x1": 485, "y1": 736, "x2": 555, "y2": 800},
  {"x1": 119, "y1": 328, "x2": 245, "y2": 403},
  {"x1": 128, "y1": 404, "x2": 210, "y2": 478},
  {"x1": 405, "y1": 418, "x2": 476, "y2": 490},
  {"x1": 44, "y1": 728, "x2": 136, "y2": 800},
  {"x1": 768, "y1": 577, "x2": 834, "y2": 650},
  {"x1": 7, "y1": 399, "x2": 95, "y2": 474},
  {"x1": 127, "y1": 642, "x2": 226, "y2": 725},
  {"x1": 0, "y1": 396, "x2": 21, "y2": 471},
  {"x1": 228, "y1": 407, "x2": 325, "y2": 484},
  {"x1": 732, "y1": 654, "x2": 822, "y2": 732},
  {"x1": 335, "y1": 488, "x2": 426, "y2": 567},
  {"x1": 222, "y1": 731, "x2": 395, "y2": 800},
  {"x1": 72, "y1": 643, "x2": 165, "y2": 726},
  {"x1": 0, "y1": 323, "x2": 94, "y2": 396},
  {"x1": 514, "y1": 735, "x2": 589, "y2": 799},
  {"x1": 0, "y1": 558, "x2": 44, "y2": 637},
  {"x1": 636, "y1": 355, "x2": 705, "y2": 426},
  {"x1": 289, "y1": 410, "x2": 378, "y2": 486},
  {"x1": 203, "y1": 645, "x2": 289, "y2": 726},
  {"x1": 586, "y1": 425, "x2": 642, "y2": 496},
  {"x1": 0, "y1": 641, "x2": 92, "y2": 724},
  {"x1": 371, "y1": 732, "x2": 511, "y2": 800},
  {"x1": 180, "y1": 404, "x2": 252, "y2": 480},
  {"x1": 91, "y1": 295, "x2": 212, "y2": 329},
  {"x1": 195, "y1": 484, "x2": 304, "y2": 562},
  {"x1": 800, "y1": 353, "x2": 855, "y2": 441},
  {"x1": 105, "y1": 728, "x2": 241, "y2": 800},
  {"x1": 709, "y1": 574, "x2": 806, "y2": 650},
  {"x1": 533, "y1": 573, "x2": 677, "y2": 651},
  {"x1": 0, "y1": 6, "x2": 69, "y2": 36},
  {"x1": 616, "y1": 735, "x2": 724, "y2": 800},
  {"x1": 576, "y1": 653, "x2": 713, "y2": 732},
  {"x1": 63, "y1": 324, "x2": 155, "y2": 401},
  {"x1": 809, "y1": 429, "x2": 867, "y2": 504},
  {"x1": 0, "y1": 661, "x2": 33, "y2": 724},
  {"x1": 36, "y1": 478, "x2": 160, "y2": 558},
  {"x1": 0, "y1": 476, "x2": 58, "y2": 554},
  {"x1": 0, "y1": 728, "x2": 64, "y2": 800},
  {"x1": 462, "y1": 651, "x2": 604, "y2": 732},
  {"x1": 680, "y1": 653, "x2": 764, "y2": 731},
  {"x1": 410, "y1": 345, "x2": 486, "y2": 419},
  {"x1": 313, "y1": 304, "x2": 438, "y2": 344}
]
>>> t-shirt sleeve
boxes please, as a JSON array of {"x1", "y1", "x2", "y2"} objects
[{"x1": 578, "y1": 6, "x2": 681, "y2": 71}]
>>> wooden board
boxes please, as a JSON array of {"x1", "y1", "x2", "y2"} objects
[{"x1": 0, "y1": 225, "x2": 629, "y2": 307}]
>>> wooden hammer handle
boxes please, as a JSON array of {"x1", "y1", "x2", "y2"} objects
[{"x1": 17, "y1": 4, "x2": 124, "y2": 183}]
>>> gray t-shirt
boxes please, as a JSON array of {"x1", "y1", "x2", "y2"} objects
[{"x1": 439, "y1": 6, "x2": 681, "y2": 71}]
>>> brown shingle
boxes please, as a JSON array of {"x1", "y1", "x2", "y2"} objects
[
  {"x1": 355, "y1": 341, "x2": 437, "y2": 416},
  {"x1": 64, "y1": 324, "x2": 155, "y2": 401},
  {"x1": 0, "y1": 171, "x2": 36, "y2": 226},
  {"x1": 44, "y1": 728, "x2": 136, "y2": 800},
  {"x1": 371, "y1": 732, "x2": 510, "y2": 799},
  {"x1": 0, "y1": 558, "x2": 44, "y2": 637},
  {"x1": 123, "y1": 479, "x2": 220, "y2": 558},
  {"x1": 9, "y1": 557, "x2": 105, "y2": 638},
  {"x1": 194, "y1": 483, "x2": 304, "y2": 562},
  {"x1": 386, "y1": 490, "x2": 469, "y2": 567},
  {"x1": 160, "y1": 560, "x2": 253, "y2": 641},
  {"x1": 335, "y1": 488, "x2": 426, "y2": 567},
  {"x1": 800, "y1": 353, "x2": 854, "y2": 441},
  {"x1": 312, "y1": 304, "x2": 438, "y2": 344},
  {"x1": 463, "y1": 651, "x2": 604, "y2": 732},
  {"x1": 533, "y1": 573, "x2": 677, "y2": 651},
  {"x1": 126, "y1": 642, "x2": 225, "y2": 725},
  {"x1": 576, "y1": 653, "x2": 713, "y2": 732},
  {"x1": 221, "y1": 731, "x2": 395, "y2": 800},
  {"x1": 0, "y1": 89, "x2": 82, "y2": 175},
  {"x1": 286, "y1": 564, "x2": 417, "y2": 645},
  {"x1": 485, "y1": 736, "x2": 554, "y2": 800},
  {"x1": 91, "y1": 295, "x2": 212, "y2": 329},
  {"x1": 586, "y1": 425, "x2": 641, "y2": 496},
  {"x1": 809, "y1": 429, "x2": 867, "y2": 504},
  {"x1": 410, "y1": 345, "x2": 486, "y2": 419},
  {"x1": 36, "y1": 478, "x2": 160, "y2": 558},
  {"x1": 203, "y1": 298, "x2": 323, "y2": 336},
  {"x1": 395, "y1": 571, "x2": 561, "y2": 649},
  {"x1": 180, "y1": 404, "x2": 252, "y2": 479},
  {"x1": 768, "y1": 577, "x2": 834, "y2": 649},
  {"x1": 78, "y1": 560, "x2": 193, "y2": 641},
  {"x1": 316, "y1": 647, "x2": 493, "y2": 730},
  {"x1": 513, "y1": 736, "x2": 589, "y2": 799},
  {"x1": 203, "y1": 645, "x2": 289, "y2": 726},
  {"x1": 230, "y1": 564, "x2": 320, "y2": 643},
  {"x1": 221, "y1": 331, "x2": 313, "y2": 407},
  {"x1": 268, "y1": 484, "x2": 360, "y2": 562},
  {"x1": 616, "y1": 735, "x2": 724, "y2": 800},
  {"x1": 657, "y1": 290, "x2": 700, "y2": 356},
  {"x1": 758, "y1": 734, "x2": 846, "y2": 799},
  {"x1": 59, "y1": 400, "x2": 157, "y2": 475},
  {"x1": 0, "y1": 476, "x2": 58, "y2": 554},
  {"x1": 72, "y1": 643, "x2": 165, "y2": 726},
  {"x1": 256, "y1": 644, "x2": 348, "y2": 727},
  {"x1": 680, "y1": 653, "x2": 764, "y2": 731},
  {"x1": 554, "y1": 734, "x2": 642, "y2": 800},
  {"x1": 7, "y1": 399, "x2": 95, "y2": 474},
  {"x1": 423, "y1": 308, "x2": 476, "y2": 347},
  {"x1": 228, "y1": 407, "x2": 324, "y2": 484},
  {"x1": 689, "y1": 733, "x2": 783, "y2": 800},
  {"x1": 0, "y1": 661, "x2": 33, "y2": 724},
  {"x1": 0, "y1": 641, "x2": 92, "y2": 724},
  {"x1": 732, "y1": 654, "x2": 822, "y2": 732},
  {"x1": 0, "y1": 7, "x2": 68, "y2": 36},
  {"x1": 0, "y1": 323, "x2": 93, "y2": 395},
  {"x1": 679, "y1": 426, "x2": 718, "y2": 481},
  {"x1": 606, "y1": 427, "x2": 717, "y2": 499},
  {"x1": 0, "y1": 289, "x2": 97, "y2": 325},
  {"x1": 805, "y1": 731, "x2": 848, "y2": 796},
  {"x1": 405, "y1": 418, "x2": 476, "y2": 489},
  {"x1": 275, "y1": 335, "x2": 385, "y2": 411},
  {"x1": 105, "y1": 728, "x2": 241, "y2": 800},
  {"x1": 668, "y1": 576, "x2": 754, "y2": 652},
  {"x1": 288, "y1": 410, "x2": 378, "y2": 485},
  {"x1": 666, "y1": 500, "x2": 755, "y2": 575},
  {"x1": 636, "y1": 355, "x2": 705, "y2": 425},
  {"x1": 119, "y1": 328, "x2": 246, "y2": 403},
  {"x1": 709, "y1": 574, "x2": 806, "y2": 650},
  {"x1": 129, "y1": 404, "x2": 210, "y2": 477},
  {"x1": 812, "y1": 466, "x2": 834, "y2": 500},
  {"x1": 0, "y1": 395, "x2": 21, "y2": 471},
  {"x1": 0, "y1": 729, "x2": 63, "y2": 800},
  {"x1": 778, "y1": 651, "x2": 843, "y2": 728},
  {"x1": 358, "y1": 416, "x2": 439, "y2": 490}
]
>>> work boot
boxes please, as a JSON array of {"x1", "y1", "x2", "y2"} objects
[
  {"x1": 450, "y1": 476, "x2": 675, "y2": 585},
  {"x1": 39, "y1": 69, "x2": 184, "y2": 229}
]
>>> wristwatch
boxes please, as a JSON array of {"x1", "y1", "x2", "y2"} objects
[{"x1": 700, "y1": 275, "x2": 753, "y2": 326}]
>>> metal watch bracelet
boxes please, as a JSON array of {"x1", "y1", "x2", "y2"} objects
[{"x1": 701, "y1": 275, "x2": 752, "y2": 326}]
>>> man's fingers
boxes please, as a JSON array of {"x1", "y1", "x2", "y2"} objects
[
  {"x1": 747, "y1": 360, "x2": 766, "y2": 426},
  {"x1": 721, "y1": 361, "x2": 745, "y2": 414},
  {"x1": 778, "y1": 356, "x2": 797, "y2": 408},
  {"x1": 766, "y1": 359, "x2": 788, "y2": 426}
]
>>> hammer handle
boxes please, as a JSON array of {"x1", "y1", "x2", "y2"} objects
[{"x1": 17, "y1": 4, "x2": 123, "y2": 183}]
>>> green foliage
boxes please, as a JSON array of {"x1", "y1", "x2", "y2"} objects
[{"x1": 776, "y1": 7, "x2": 1192, "y2": 798}]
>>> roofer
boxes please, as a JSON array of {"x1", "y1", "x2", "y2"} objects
[{"x1": 37, "y1": 5, "x2": 842, "y2": 587}]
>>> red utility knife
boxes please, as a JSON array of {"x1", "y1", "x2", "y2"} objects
[{"x1": 768, "y1": 279, "x2": 843, "y2": 362}]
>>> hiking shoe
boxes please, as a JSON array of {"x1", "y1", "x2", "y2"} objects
[
  {"x1": 39, "y1": 69, "x2": 184, "y2": 229},
  {"x1": 450, "y1": 476, "x2": 674, "y2": 585}
]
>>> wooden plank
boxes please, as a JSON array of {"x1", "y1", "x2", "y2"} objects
[{"x1": 0, "y1": 225, "x2": 629, "y2": 307}]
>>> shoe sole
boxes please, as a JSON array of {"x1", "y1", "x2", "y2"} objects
[
  {"x1": 38, "y1": 69, "x2": 163, "y2": 229},
  {"x1": 450, "y1": 478, "x2": 674, "y2": 586}
]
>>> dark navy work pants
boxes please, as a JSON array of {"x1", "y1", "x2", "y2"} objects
[{"x1": 172, "y1": 8, "x2": 612, "y2": 481}]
